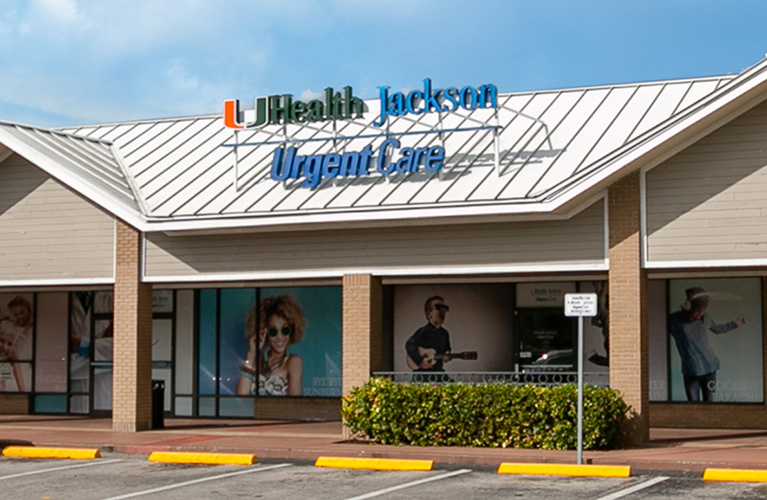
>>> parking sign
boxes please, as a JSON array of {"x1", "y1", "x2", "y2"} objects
[{"x1": 564, "y1": 293, "x2": 597, "y2": 317}]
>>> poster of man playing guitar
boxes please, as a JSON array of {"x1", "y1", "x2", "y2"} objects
[{"x1": 405, "y1": 296, "x2": 477, "y2": 371}]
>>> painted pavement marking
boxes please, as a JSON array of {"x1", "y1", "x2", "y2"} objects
[
  {"x1": 99, "y1": 463, "x2": 292, "y2": 500},
  {"x1": 594, "y1": 476, "x2": 669, "y2": 500},
  {"x1": 343, "y1": 468, "x2": 472, "y2": 500},
  {"x1": 0, "y1": 458, "x2": 123, "y2": 481}
]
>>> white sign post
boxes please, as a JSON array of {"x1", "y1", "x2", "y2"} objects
[{"x1": 564, "y1": 293, "x2": 597, "y2": 466}]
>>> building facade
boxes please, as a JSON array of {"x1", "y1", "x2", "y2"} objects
[{"x1": 2, "y1": 58, "x2": 767, "y2": 442}]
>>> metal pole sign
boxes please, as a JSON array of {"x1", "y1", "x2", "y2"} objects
[{"x1": 564, "y1": 293, "x2": 597, "y2": 465}]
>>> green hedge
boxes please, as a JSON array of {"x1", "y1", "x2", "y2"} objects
[{"x1": 341, "y1": 378, "x2": 628, "y2": 450}]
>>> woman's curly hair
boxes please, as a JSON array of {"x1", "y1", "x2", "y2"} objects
[{"x1": 245, "y1": 294, "x2": 306, "y2": 345}]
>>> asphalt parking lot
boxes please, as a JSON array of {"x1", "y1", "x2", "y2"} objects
[{"x1": 2, "y1": 454, "x2": 767, "y2": 500}]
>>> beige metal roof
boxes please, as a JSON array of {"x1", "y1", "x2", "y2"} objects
[
  {"x1": 59, "y1": 75, "x2": 732, "y2": 228},
  {"x1": 21, "y1": 56, "x2": 766, "y2": 232}
]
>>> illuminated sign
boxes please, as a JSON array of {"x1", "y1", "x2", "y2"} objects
[
  {"x1": 224, "y1": 86, "x2": 363, "y2": 129},
  {"x1": 374, "y1": 79, "x2": 497, "y2": 126},
  {"x1": 224, "y1": 79, "x2": 497, "y2": 129},
  {"x1": 271, "y1": 139, "x2": 445, "y2": 188},
  {"x1": 224, "y1": 79, "x2": 499, "y2": 188}
]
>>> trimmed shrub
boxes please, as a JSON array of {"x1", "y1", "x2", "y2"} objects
[{"x1": 341, "y1": 378, "x2": 628, "y2": 450}]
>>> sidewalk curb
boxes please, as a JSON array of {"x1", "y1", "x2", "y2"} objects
[
  {"x1": 498, "y1": 462, "x2": 631, "y2": 478},
  {"x1": 148, "y1": 451, "x2": 256, "y2": 465},
  {"x1": 2, "y1": 446, "x2": 101, "y2": 460},
  {"x1": 315, "y1": 456, "x2": 434, "y2": 471},
  {"x1": 703, "y1": 468, "x2": 767, "y2": 483}
]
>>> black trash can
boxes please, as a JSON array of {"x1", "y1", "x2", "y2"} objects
[{"x1": 151, "y1": 380, "x2": 165, "y2": 429}]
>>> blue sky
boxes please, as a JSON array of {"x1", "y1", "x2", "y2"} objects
[{"x1": 1, "y1": 0, "x2": 766, "y2": 128}]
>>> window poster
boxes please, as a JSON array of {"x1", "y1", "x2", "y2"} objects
[
  {"x1": 212, "y1": 287, "x2": 342, "y2": 398},
  {"x1": 0, "y1": 293, "x2": 33, "y2": 392},
  {"x1": 393, "y1": 282, "x2": 608, "y2": 375},
  {"x1": 393, "y1": 284, "x2": 515, "y2": 373},
  {"x1": 667, "y1": 278, "x2": 763, "y2": 403}
]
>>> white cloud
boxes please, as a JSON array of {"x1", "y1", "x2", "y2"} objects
[
  {"x1": 32, "y1": 0, "x2": 79, "y2": 24},
  {"x1": 299, "y1": 89, "x2": 324, "y2": 102}
]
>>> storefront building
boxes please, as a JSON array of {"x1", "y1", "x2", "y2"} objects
[{"x1": 3, "y1": 57, "x2": 767, "y2": 443}]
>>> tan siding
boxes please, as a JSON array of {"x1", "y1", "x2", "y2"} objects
[
  {"x1": 146, "y1": 201, "x2": 606, "y2": 279},
  {"x1": 646, "y1": 99, "x2": 767, "y2": 263},
  {"x1": 0, "y1": 154, "x2": 114, "y2": 281}
]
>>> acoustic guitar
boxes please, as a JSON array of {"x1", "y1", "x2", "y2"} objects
[{"x1": 406, "y1": 347, "x2": 478, "y2": 370}]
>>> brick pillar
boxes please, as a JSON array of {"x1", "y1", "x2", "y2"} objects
[
  {"x1": 608, "y1": 171, "x2": 649, "y2": 445},
  {"x1": 112, "y1": 220, "x2": 153, "y2": 432},
  {"x1": 342, "y1": 274, "x2": 382, "y2": 397}
]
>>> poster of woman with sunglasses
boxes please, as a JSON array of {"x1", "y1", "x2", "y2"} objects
[
  {"x1": 217, "y1": 287, "x2": 340, "y2": 399},
  {"x1": 237, "y1": 294, "x2": 306, "y2": 396}
]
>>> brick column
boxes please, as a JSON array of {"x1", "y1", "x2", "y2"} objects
[
  {"x1": 608, "y1": 171, "x2": 649, "y2": 445},
  {"x1": 112, "y1": 220, "x2": 153, "y2": 432},
  {"x1": 342, "y1": 274, "x2": 382, "y2": 398}
]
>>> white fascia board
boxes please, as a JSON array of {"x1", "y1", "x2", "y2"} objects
[
  {"x1": 0, "y1": 277, "x2": 114, "y2": 287},
  {"x1": 646, "y1": 258, "x2": 767, "y2": 269},
  {"x1": 143, "y1": 261, "x2": 609, "y2": 283},
  {"x1": 0, "y1": 128, "x2": 146, "y2": 229}
]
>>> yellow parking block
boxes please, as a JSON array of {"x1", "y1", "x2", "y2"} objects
[
  {"x1": 2, "y1": 446, "x2": 101, "y2": 460},
  {"x1": 148, "y1": 451, "x2": 256, "y2": 465},
  {"x1": 315, "y1": 456, "x2": 434, "y2": 471},
  {"x1": 498, "y1": 462, "x2": 631, "y2": 478},
  {"x1": 704, "y1": 468, "x2": 767, "y2": 483}
]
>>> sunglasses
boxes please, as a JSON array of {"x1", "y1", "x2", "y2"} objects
[
  {"x1": 267, "y1": 325, "x2": 293, "y2": 338},
  {"x1": 434, "y1": 304, "x2": 450, "y2": 312}
]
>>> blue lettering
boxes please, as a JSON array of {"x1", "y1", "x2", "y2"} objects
[
  {"x1": 424, "y1": 146, "x2": 445, "y2": 172},
  {"x1": 443, "y1": 87, "x2": 459, "y2": 111},
  {"x1": 375, "y1": 80, "x2": 497, "y2": 126},
  {"x1": 302, "y1": 155, "x2": 324, "y2": 188},
  {"x1": 322, "y1": 153, "x2": 341, "y2": 178},
  {"x1": 411, "y1": 148, "x2": 426, "y2": 172},
  {"x1": 270, "y1": 143, "x2": 447, "y2": 187},
  {"x1": 339, "y1": 151, "x2": 359, "y2": 176},
  {"x1": 423, "y1": 78, "x2": 442, "y2": 112},
  {"x1": 460, "y1": 86, "x2": 478, "y2": 109},
  {"x1": 358, "y1": 145, "x2": 373, "y2": 174},
  {"x1": 377, "y1": 138, "x2": 399, "y2": 175},
  {"x1": 388, "y1": 92, "x2": 405, "y2": 118},
  {"x1": 374, "y1": 86, "x2": 389, "y2": 127},
  {"x1": 395, "y1": 147, "x2": 414, "y2": 173},
  {"x1": 270, "y1": 147, "x2": 290, "y2": 181},
  {"x1": 290, "y1": 154, "x2": 304, "y2": 179},
  {"x1": 478, "y1": 83, "x2": 497, "y2": 108},
  {"x1": 405, "y1": 90, "x2": 424, "y2": 114}
]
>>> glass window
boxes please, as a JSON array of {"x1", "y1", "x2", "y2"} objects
[
  {"x1": 218, "y1": 289, "x2": 255, "y2": 396},
  {"x1": 198, "y1": 289, "x2": 217, "y2": 395},
  {"x1": 651, "y1": 277, "x2": 764, "y2": 403}
]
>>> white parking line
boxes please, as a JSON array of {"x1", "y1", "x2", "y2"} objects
[
  {"x1": 0, "y1": 458, "x2": 124, "y2": 481},
  {"x1": 595, "y1": 476, "x2": 669, "y2": 500},
  {"x1": 343, "y1": 468, "x2": 472, "y2": 500},
  {"x1": 99, "y1": 463, "x2": 292, "y2": 500}
]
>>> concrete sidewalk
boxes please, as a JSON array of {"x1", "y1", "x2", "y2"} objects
[{"x1": 2, "y1": 415, "x2": 767, "y2": 473}]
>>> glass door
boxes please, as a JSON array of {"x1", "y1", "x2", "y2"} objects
[{"x1": 516, "y1": 308, "x2": 576, "y2": 370}]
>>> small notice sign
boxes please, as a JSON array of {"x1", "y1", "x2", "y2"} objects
[{"x1": 564, "y1": 293, "x2": 597, "y2": 317}]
